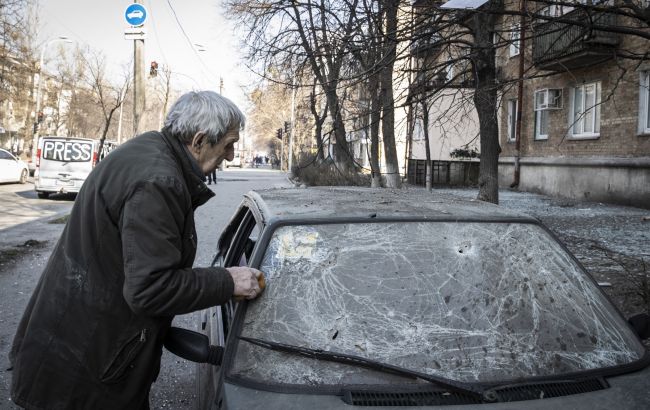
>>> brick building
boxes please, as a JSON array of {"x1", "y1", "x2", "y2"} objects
[
  {"x1": 497, "y1": 2, "x2": 650, "y2": 207},
  {"x1": 405, "y1": 1, "x2": 649, "y2": 207}
]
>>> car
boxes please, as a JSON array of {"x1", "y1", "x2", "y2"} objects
[
  {"x1": 0, "y1": 148, "x2": 29, "y2": 184},
  {"x1": 34, "y1": 136, "x2": 118, "y2": 198},
  {"x1": 127, "y1": 10, "x2": 144, "y2": 19},
  {"x1": 226, "y1": 152, "x2": 242, "y2": 168},
  {"x1": 164, "y1": 187, "x2": 650, "y2": 409}
]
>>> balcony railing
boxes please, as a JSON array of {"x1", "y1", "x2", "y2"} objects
[
  {"x1": 411, "y1": 33, "x2": 443, "y2": 58},
  {"x1": 532, "y1": 9, "x2": 619, "y2": 71}
]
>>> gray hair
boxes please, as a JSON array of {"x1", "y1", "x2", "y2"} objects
[{"x1": 163, "y1": 91, "x2": 245, "y2": 145}]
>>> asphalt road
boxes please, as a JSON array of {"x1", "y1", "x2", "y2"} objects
[{"x1": 0, "y1": 168, "x2": 290, "y2": 409}]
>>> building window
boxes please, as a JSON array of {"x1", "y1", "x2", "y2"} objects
[
  {"x1": 534, "y1": 89, "x2": 562, "y2": 140},
  {"x1": 445, "y1": 64, "x2": 454, "y2": 83},
  {"x1": 509, "y1": 24, "x2": 520, "y2": 57},
  {"x1": 640, "y1": 71, "x2": 650, "y2": 135},
  {"x1": 570, "y1": 82, "x2": 601, "y2": 138},
  {"x1": 507, "y1": 99, "x2": 518, "y2": 142},
  {"x1": 535, "y1": 110, "x2": 549, "y2": 140}
]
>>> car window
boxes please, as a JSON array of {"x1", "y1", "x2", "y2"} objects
[
  {"x1": 0, "y1": 150, "x2": 13, "y2": 160},
  {"x1": 224, "y1": 210, "x2": 261, "y2": 268},
  {"x1": 216, "y1": 208, "x2": 263, "y2": 341},
  {"x1": 232, "y1": 222, "x2": 644, "y2": 386}
]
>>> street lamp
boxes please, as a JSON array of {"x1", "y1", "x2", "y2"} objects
[{"x1": 31, "y1": 36, "x2": 73, "y2": 165}]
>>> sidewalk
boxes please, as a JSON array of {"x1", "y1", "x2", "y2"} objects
[{"x1": 413, "y1": 185, "x2": 650, "y2": 317}]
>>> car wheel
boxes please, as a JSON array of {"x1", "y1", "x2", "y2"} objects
[
  {"x1": 19, "y1": 169, "x2": 28, "y2": 184},
  {"x1": 37, "y1": 192, "x2": 50, "y2": 199}
]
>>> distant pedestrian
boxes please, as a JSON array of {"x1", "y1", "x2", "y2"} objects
[
  {"x1": 207, "y1": 168, "x2": 217, "y2": 185},
  {"x1": 9, "y1": 91, "x2": 265, "y2": 409}
]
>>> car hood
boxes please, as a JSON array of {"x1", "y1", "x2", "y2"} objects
[{"x1": 222, "y1": 365, "x2": 650, "y2": 409}]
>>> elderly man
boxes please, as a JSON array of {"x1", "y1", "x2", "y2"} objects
[{"x1": 10, "y1": 91, "x2": 263, "y2": 409}]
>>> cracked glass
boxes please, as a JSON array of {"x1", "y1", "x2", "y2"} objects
[{"x1": 232, "y1": 222, "x2": 644, "y2": 386}]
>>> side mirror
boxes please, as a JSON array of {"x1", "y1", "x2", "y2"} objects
[
  {"x1": 628, "y1": 313, "x2": 650, "y2": 340},
  {"x1": 164, "y1": 327, "x2": 224, "y2": 365}
]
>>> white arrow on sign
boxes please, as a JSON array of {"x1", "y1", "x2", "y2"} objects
[{"x1": 124, "y1": 27, "x2": 147, "y2": 40}]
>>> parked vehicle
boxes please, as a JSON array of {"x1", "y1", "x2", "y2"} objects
[
  {"x1": 226, "y1": 151, "x2": 242, "y2": 168},
  {"x1": 34, "y1": 136, "x2": 117, "y2": 198},
  {"x1": 165, "y1": 188, "x2": 650, "y2": 409},
  {"x1": 0, "y1": 148, "x2": 28, "y2": 184}
]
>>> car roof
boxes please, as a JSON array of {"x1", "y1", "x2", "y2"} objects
[{"x1": 245, "y1": 187, "x2": 538, "y2": 225}]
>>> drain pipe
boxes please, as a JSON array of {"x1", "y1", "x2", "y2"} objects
[{"x1": 511, "y1": 0, "x2": 526, "y2": 188}]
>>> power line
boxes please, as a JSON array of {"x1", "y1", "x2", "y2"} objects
[
  {"x1": 146, "y1": 0, "x2": 168, "y2": 66},
  {"x1": 165, "y1": 0, "x2": 218, "y2": 86}
]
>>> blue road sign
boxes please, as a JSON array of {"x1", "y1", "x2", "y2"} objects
[{"x1": 125, "y1": 4, "x2": 147, "y2": 27}]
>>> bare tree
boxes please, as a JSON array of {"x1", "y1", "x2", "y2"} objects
[
  {"x1": 0, "y1": 0, "x2": 38, "y2": 150},
  {"x1": 83, "y1": 50, "x2": 131, "y2": 155},
  {"x1": 227, "y1": 0, "x2": 359, "y2": 171}
]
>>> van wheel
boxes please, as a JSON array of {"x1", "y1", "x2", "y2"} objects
[
  {"x1": 37, "y1": 192, "x2": 49, "y2": 199},
  {"x1": 19, "y1": 169, "x2": 28, "y2": 184}
]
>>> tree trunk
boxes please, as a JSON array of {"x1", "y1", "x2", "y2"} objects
[
  {"x1": 471, "y1": 5, "x2": 501, "y2": 204},
  {"x1": 324, "y1": 86, "x2": 353, "y2": 172},
  {"x1": 379, "y1": 0, "x2": 401, "y2": 188},
  {"x1": 369, "y1": 78, "x2": 382, "y2": 188},
  {"x1": 421, "y1": 101, "x2": 432, "y2": 191},
  {"x1": 309, "y1": 89, "x2": 325, "y2": 161}
]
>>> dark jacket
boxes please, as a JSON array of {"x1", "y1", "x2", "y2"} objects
[{"x1": 10, "y1": 131, "x2": 234, "y2": 409}]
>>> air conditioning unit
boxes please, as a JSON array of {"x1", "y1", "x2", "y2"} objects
[{"x1": 535, "y1": 89, "x2": 563, "y2": 110}]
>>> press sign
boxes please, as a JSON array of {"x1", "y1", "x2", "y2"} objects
[{"x1": 42, "y1": 140, "x2": 93, "y2": 162}]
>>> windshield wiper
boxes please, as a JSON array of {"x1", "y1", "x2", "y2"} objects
[{"x1": 239, "y1": 336, "x2": 487, "y2": 400}]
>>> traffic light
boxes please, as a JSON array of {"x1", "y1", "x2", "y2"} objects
[
  {"x1": 150, "y1": 61, "x2": 159, "y2": 77},
  {"x1": 276, "y1": 128, "x2": 283, "y2": 140},
  {"x1": 284, "y1": 121, "x2": 290, "y2": 134}
]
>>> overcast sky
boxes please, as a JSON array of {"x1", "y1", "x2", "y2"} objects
[{"x1": 38, "y1": 0, "x2": 254, "y2": 110}]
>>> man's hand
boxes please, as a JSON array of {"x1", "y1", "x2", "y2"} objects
[{"x1": 227, "y1": 267, "x2": 265, "y2": 300}]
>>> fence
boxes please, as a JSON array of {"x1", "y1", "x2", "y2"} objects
[{"x1": 407, "y1": 159, "x2": 479, "y2": 187}]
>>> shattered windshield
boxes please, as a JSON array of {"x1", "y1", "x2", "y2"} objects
[{"x1": 231, "y1": 222, "x2": 644, "y2": 386}]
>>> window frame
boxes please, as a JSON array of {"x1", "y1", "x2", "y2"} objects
[
  {"x1": 639, "y1": 71, "x2": 650, "y2": 135},
  {"x1": 569, "y1": 81, "x2": 601, "y2": 139},
  {"x1": 507, "y1": 98, "x2": 518, "y2": 142},
  {"x1": 535, "y1": 109, "x2": 549, "y2": 141},
  {"x1": 509, "y1": 24, "x2": 520, "y2": 57}
]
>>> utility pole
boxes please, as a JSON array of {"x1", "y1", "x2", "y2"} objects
[
  {"x1": 219, "y1": 77, "x2": 226, "y2": 171},
  {"x1": 132, "y1": 0, "x2": 146, "y2": 136},
  {"x1": 288, "y1": 80, "x2": 297, "y2": 171}
]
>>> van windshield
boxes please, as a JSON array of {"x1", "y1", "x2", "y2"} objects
[{"x1": 232, "y1": 222, "x2": 644, "y2": 386}]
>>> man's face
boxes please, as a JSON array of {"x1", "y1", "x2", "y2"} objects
[{"x1": 192, "y1": 127, "x2": 240, "y2": 174}]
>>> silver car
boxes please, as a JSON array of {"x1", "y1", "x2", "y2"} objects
[{"x1": 165, "y1": 188, "x2": 650, "y2": 409}]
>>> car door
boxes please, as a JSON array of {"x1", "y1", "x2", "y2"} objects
[
  {"x1": 0, "y1": 149, "x2": 18, "y2": 182},
  {"x1": 197, "y1": 203, "x2": 264, "y2": 410}
]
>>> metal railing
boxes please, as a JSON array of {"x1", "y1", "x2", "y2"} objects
[
  {"x1": 407, "y1": 159, "x2": 479, "y2": 187},
  {"x1": 532, "y1": 10, "x2": 619, "y2": 66}
]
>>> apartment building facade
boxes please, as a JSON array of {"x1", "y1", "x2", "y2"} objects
[
  {"x1": 497, "y1": 2, "x2": 650, "y2": 207},
  {"x1": 405, "y1": 0, "x2": 649, "y2": 206},
  {"x1": 406, "y1": 0, "x2": 481, "y2": 187}
]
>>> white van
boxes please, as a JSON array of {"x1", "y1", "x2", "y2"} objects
[{"x1": 34, "y1": 136, "x2": 117, "y2": 198}]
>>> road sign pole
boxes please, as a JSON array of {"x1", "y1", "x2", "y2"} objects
[
  {"x1": 134, "y1": 37, "x2": 145, "y2": 136},
  {"x1": 130, "y1": 0, "x2": 146, "y2": 136}
]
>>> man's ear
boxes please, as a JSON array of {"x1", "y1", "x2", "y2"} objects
[{"x1": 191, "y1": 132, "x2": 207, "y2": 149}]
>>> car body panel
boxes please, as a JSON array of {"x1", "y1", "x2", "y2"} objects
[
  {"x1": 221, "y1": 364, "x2": 650, "y2": 409},
  {"x1": 0, "y1": 148, "x2": 28, "y2": 183}
]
